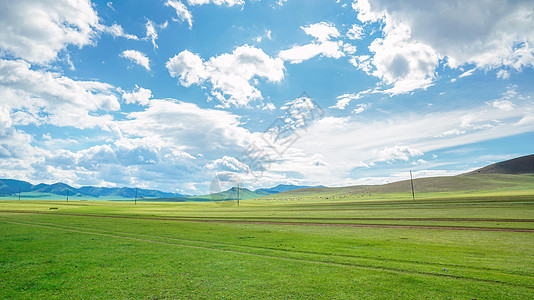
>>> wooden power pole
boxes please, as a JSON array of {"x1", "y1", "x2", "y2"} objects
[
  {"x1": 410, "y1": 170, "x2": 415, "y2": 201},
  {"x1": 134, "y1": 187, "x2": 137, "y2": 205},
  {"x1": 66, "y1": 188, "x2": 69, "y2": 202}
]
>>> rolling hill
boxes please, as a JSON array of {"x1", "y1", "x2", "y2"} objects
[
  {"x1": 462, "y1": 154, "x2": 534, "y2": 175},
  {"x1": 258, "y1": 154, "x2": 534, "y2": 200}
]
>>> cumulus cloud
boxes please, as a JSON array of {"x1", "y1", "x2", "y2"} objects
[
  {"x1": 302, "y1": 22, "x2": 341, "y2": 42},
  {"x1": 167, "y1": 45, "x2": 285, "y2": 107},
  {"x1": 279, "y1": 22, "x2": 346, "y2": 63},
  {"x1": 367, "y1": 23, "x2": 440, "y2": 94},
  {"x1": 166, "y1": 50, "x2": 208, "y2": 87},
  {"x1": 0, "y1": 0, "x2": 99, "y2": 64},
  {"x1": 120, "y1": 99, "x2": 252, "y2": 152},
  {"x1": 120, "y1": 50, "x2": 150, "y2": 71},
  {"x1": 165, "y1": 0, "x2": 193, "y2": 28},
  {"x1": 0, "y1": 59, "x2": 119, "y2": 130},
  {"x1": 351, "y1": 0, "x2": 534, "y2": 93},
  {"x1": 205, "y1": 156, "x2": 250, "y2": 172},
  {"x1": 377, "y1": 145, "x2": 423, "y2": 162},
  {"x1": 122, "y1": 85, "x2": 153, "y2": 106}
]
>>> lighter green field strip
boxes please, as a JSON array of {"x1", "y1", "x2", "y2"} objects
[
  {"x1": 3, "y1": 210, "x2": 534, "y2": 232},
  {"x1": 2, "y1": 215, "x2": 533, "y2": 289}
]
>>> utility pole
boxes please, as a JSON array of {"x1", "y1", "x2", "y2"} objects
[
  {"x1": 410, "y1": 170, "x2": 415, "y2": 201},
  {"x1": 66, "y1": 188, "x2": 69, "y2": 202},
  {"x1": 134, "y1": 187, "x2": 137, "y2": 205}
]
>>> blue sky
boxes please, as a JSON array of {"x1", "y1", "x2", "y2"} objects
[{"x1": 0, "y1": 0, "x2": 533, "y2": 195}]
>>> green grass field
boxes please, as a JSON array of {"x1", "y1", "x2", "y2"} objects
[{"x1": 1, "y1": 187, "x2": 534, "y2": 298}]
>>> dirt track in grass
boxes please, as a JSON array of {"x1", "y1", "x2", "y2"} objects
[{"x1": 1, "y1": 210, "x2": 534, "y2": 232}]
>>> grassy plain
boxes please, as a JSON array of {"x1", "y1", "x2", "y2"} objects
[{"x1": 1, "y1": 186, "x2": 534, "y2": 299}]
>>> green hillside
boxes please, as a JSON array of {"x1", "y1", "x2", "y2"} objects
[
  {"x1": 257, "y1": 154, "x2": 534, "y2": 202},
  {"x1": 462, "y1": 154, "x2": 534, "y2": 175}
]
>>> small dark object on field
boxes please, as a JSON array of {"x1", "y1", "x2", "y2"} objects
[
  {"x1": 442, "y1": 268, "x2": 448, "y2": 271},
  {"x1": 49, "y1": 207, "x2": 58, "y2": 210}
]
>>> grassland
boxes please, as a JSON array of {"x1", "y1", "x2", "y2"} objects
[{"x1": 1, "y1": 181, "x2": 534, "y2": 298}]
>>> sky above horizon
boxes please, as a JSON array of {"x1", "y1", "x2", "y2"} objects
[{"x1": 1, "y1": 0, "x2": 533, "y2": 195}]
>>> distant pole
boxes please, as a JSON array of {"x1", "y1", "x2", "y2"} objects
[
  {"x1": 410, "y1": 170, "x2": 415, "y2": 200},
  {"x1": 135, "y1": 187, "x2": 137, "y2": 205},
  {"x1": 66, "y1": 188, "x2": 69, "y2": 202}
]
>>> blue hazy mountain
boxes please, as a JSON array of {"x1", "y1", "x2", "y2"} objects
[{"x1": 0, "y1": 179, "x2": 187, "y2": 199}]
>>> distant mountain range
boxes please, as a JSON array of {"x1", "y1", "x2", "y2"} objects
[
  {"x1": 0, "y1": 179, "x2": 318, "y2": 201},
  {"x1": 0, "y1": 179, "x2": 187, "y2": 199},
  {"x1": 145, "y1": 185, "x2": 323, "y2": 202}
]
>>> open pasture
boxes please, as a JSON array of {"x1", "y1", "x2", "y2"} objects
[{"x1": 1, "y1": 192, "x2": 534, "y2": 299}]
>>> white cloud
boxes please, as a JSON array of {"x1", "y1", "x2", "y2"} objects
[
  {"x1": 166, "y1": 50, "x2": 208, "y2": 87},
  {"x1": 0, "y1": 59, "x2": 119, "y2": 130},
  {"x1": 120, "y1": 99, "x2": 253, "y2": 153},
  {"x1": 349, "y1": 55, "x2": 373, "y2": 73},
  {"x1": 331, "y1": 96, "x2": 352, "y2": 110},
  {"x1": 120, "y1": 50, "x2": 150, "y2": 71},
  {"x1": 167, "y1": 45, "x2": 285, "y2": 107},
  {"x1": 497, "y1": 69, "x2": 511, "y2": 80},
  {"x1": 279, "y1": 41, "x2": 345, "y2": 64},
  {"x1": 269, "y1": 92, "x2": 534, "y2": 187},
  {"x1": 122, "y1": 85, "x2": 153, "y2": 106},
  {"x1": 437, "y1": 128, "x2": 465, "y2": 137},
  {"x1": 346, "y1": 24, "x2": 364, "y2": 40},
  {"x1": 352, "y1": 0, "x2": 534, "y2": 93},
  {"x1": 279, "y1": 22, "x2": 348, "y2": 64},
  {"x1": 352, "y1": 103, "x2": 368, "y2": 114},
  {"x1": 0, "y1": 0, "x2": 99, "y2": 64},
  {"x1": 205, "y1": 156, "x2": 249, "y2": 172},
  {"x1": 343, "y1": 44, "x2": 357, "y2": 55},
  {"x1": 165, "y1": 0, "x2": 193, "y2": 28},
  {"x1": 491, "y1": 100, "x2": 514, "y2": 111},
  {"x1": 145, "y1": 20, "x2": 161, "y2": 49},
  {"x1": 458, "y1": 68, "x2": 476, "y2": 79},
  {"x1": 262, "y1": 102, "x2": 276, "y2": 110},
  {"x1": 302, "y1": 22, "x2": 341, "y2": 42},
  {"x1": 330, "y1": 90, "x2": 371, "y2": 109},
  {"x1": 367, "y1": 23, "x2": 440, "y2": 94},
  {"x1": 378, "y1": 145, "x2": 423, "y2": 162},
  {"x1": 187, "y1": 0, "x2": 244, "y2": 6},
  {"x1": 99, "y1": 23, "x2": 138, "y2": 40},
  {"x1": 21, "y1": 98, "x2": 258, "y2": 193},
  {"x1": 255, "y1": 30, "x2": 272, "y2": 43}
]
